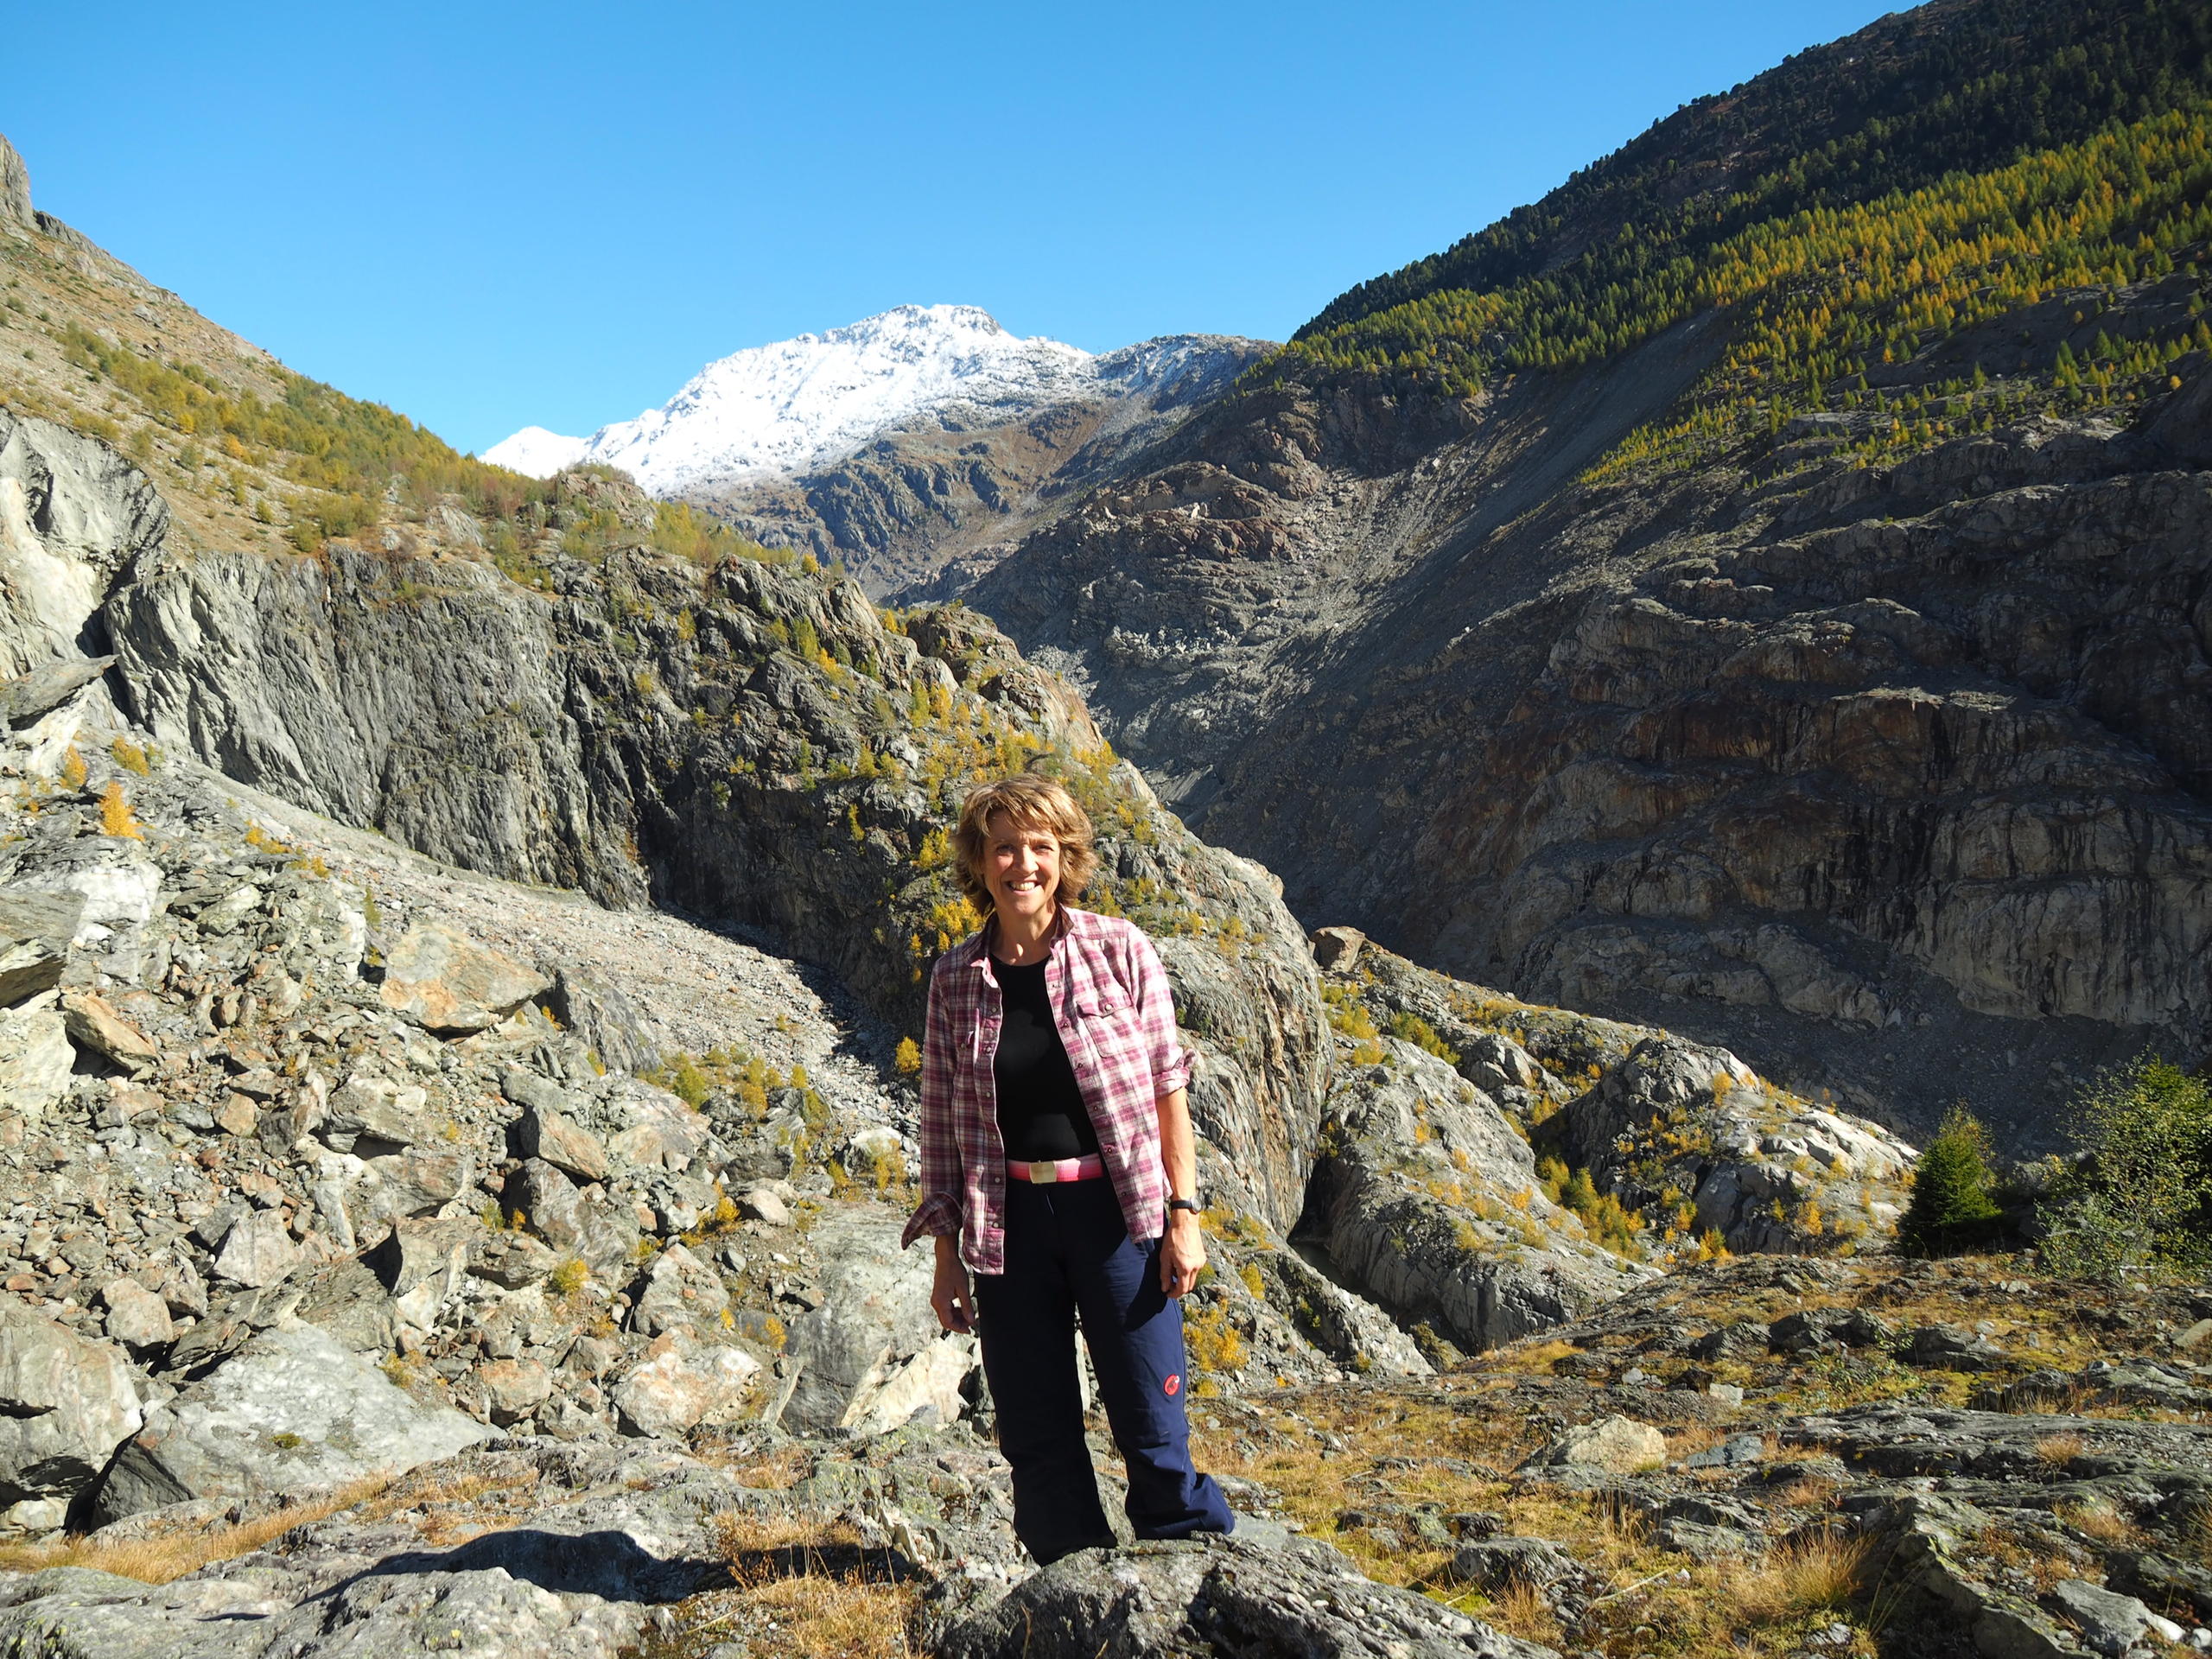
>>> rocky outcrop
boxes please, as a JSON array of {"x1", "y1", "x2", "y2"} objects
[
  {"x1": 936, "y1": 1535, "x2": 1555, "y2": 1659},
  {"x1": 0, "y1": 1304, "x2": 143, "y2": 1533},
  {"x1": 1306, "y1": 1038, "x2": 1649, "y2": 1353}
]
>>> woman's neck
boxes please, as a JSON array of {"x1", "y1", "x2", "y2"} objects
[{"x1": 992, "y1": 903, "x2": 1058, "y2": 964}]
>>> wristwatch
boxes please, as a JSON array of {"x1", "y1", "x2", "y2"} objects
[{"x1": 1166, "y1": 1195, "x2": 1202, "y2": 1216}]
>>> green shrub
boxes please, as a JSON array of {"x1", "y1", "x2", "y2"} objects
[
  {"x1": 1897, "y1": 1107, "x2": 2003, "y2": 1255},
  {"x1": 2038, "y1": 1058, "x2": 2212, "y2": 1281}
]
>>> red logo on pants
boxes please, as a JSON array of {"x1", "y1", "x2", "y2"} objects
[{"x1": 1163, "y1": 1373, "x2": 1181, "y2": 1396}]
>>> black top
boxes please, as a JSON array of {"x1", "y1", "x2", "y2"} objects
[{"x1": 991, "y1": 957, "x2": 1098, "y2": 1161}]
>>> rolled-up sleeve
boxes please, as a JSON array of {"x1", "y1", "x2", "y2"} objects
[
  {"x1": 900, "y1": 966, "x2": 964, "y2": 1249},
  {"x1": 1129, "y1": 931, "x2": 1192, "y2": 1096}
]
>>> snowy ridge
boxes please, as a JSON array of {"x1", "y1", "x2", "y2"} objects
[{"x1": 484, "y1": 305, "x2": 1256, "y2": 492}]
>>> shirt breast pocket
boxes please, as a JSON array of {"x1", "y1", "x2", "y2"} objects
[{"x1": 1074, "y1": 993, "x2": 1139, "y2": 1068}]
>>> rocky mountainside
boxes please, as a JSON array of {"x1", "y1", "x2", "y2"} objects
[
  {"x1": 927, "y1": 0, "x2": 2212, "y2": 1146},
  {"x1": 0, "y1": 105, "x2": 2205, "y2": 1659},
  {"x1": 485, "y1": 305, "x2": 1268, "y2": 595}
]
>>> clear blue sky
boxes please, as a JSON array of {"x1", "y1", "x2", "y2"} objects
[{"x1": 8, "y1": 1, "x2": 1897, "y2": 456}]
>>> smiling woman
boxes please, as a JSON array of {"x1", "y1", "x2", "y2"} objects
[{"x1": 899, "y1": 772, "x2": 1234, "y2": 1565}]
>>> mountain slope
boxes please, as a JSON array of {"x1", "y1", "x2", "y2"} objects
[{"x1": 942, "y1": 0, "x2": 2212, "y2": 1147}]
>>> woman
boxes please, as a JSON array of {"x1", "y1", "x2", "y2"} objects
[{"x1": 900, "y1": 773, "x2": 1235, "y2": 1565}]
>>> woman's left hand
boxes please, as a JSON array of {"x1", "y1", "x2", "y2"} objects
[{"x1": 1159, "y1": 1211, "x2": 1205, "y2": 1298}]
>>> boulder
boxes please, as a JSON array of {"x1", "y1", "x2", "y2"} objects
[
  {"x1": 609, "y1": 1334, "x2": 760, "y2": 1438},
  {"x1": 0, "y1": 1008, "x2": 73, "y2": 1121},
  {"x1": 1311, "y1": 925, "x2": 1366, "y2": 971},
  {"x1": 90, "y1": 1324, "x2": 490, "y2": 1526},
  {"x1": 2048, "y1": 1578, "x2": 2184, "y2": 1656},
  {"x1": 372, "y1": 1217, "x2": 479, "y2": 1332},
  {"x1": 785, "y1": 1209, "x2": 963, "y2": 1435},
  {"x1": 936, "y1": 1535, "x2": 1554, "y2": 1659},
  {"x1": 209, "y1": 1209, "x2": 300, "y2": 1288},
  {"x1": 1447, "y1": 1535, "x2": 1581, "y2": 1592},
  {"x1": 0, "y1": 887, "x2": 83, "y2": 1005},
  {"x1": 628, "y1": 1243, "x2": 728, "y2": 1338},
  {"x1": 508, "y1": 1157, "x2": 639, "y2": 1273},
  {"x1": 0, "y1": 1301, "x2": 143, "y2": 1534},
  {"x1": 98, "y1": 1278, "x2": 175, "y2": 1351},
  {"x1": 0, "y1": 656, "x2": 115, "y2": 728},
  {"x1": 472, "y1": 1357, "x2": 553, "y2": 1427},
  {"x1": 60, "y1": 992, "x2": 158, "y2": 1071},
  {"x1": 512, "y1": 1099, "x2": 610, "y2": 1185},
  {"x1": 468, "y1": 1231, "x2": 557, "y2": 1290},
  {"x1": 321, "y1": 1073, "x2": 431, "y2": 1150},
  {"x1": 1526, "y1": 1414, "x2": 1668, "y2": 1475},
  {"x1": 379, "y1": 923, "x2": 552, "y2": 1034}
]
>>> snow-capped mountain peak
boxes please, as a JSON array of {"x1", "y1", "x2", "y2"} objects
[{"x1": 486, "y1": 304, "x2": 1119, "y2": 491}]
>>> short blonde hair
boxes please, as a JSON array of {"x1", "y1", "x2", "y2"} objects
[{"x1": 952, "y1": 775, "x2": 1097, "y2": 915}]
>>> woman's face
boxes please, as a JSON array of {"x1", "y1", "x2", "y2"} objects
[{"x1": 982, "y1": 811, "x2": 1060, "y2": 926}]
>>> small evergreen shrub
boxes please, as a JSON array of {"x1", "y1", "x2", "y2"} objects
[{"x1": 1896, "y1": 1107, "x2": 2003, "y2": 1255}]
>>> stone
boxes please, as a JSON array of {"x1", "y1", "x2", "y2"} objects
[
  {"x1": 0, "y1": 1301, "x2": 143, "y2": 1529},
  {"x1": 212, "y1": 1093, "x2": 257, "y2": 1136},
  {"x1": 509, "y1": 1157, "x2": 639, "y2": 1273},
  {"x1": 469, "y1": 1231, "x2": 557, "y2": 1290},
  {"x1": 1527, "y1": 1414, "x2": 1669, "y2": 1474},
  {"x1": 364, "y1": 1146, "x2": 469, "y2": 1219},
  {"x1": 1684, "y1": 1433, "x2": 1765, "y2": 1469},
  {"x1": 2050, "y1": 1579, "x2": 2183, "y2": 1656},
  {"x1": 0, "y1": 887, "x2": 83, "y2": 1005},
  {"x1": 209, "y1": 1208, "x2": 299, "y2": 1288},
  {"x1": 90, "y1": 1324, "x2": 491, "y2": 1525},
  {"x1": 735, "y1": 1185, "x2": 791, "y2": 1226},
  {"x1": 372, "y1": 1217, "x2": 478, "y2": 1332},
  {"x1": 1311, "y1": 925, "x2": 1366, "y2": 971},
  {"x1": 379, "y1": 923, "x2": 553, "y2": 1034},
  {"x1": 60, "y1": 992, "x2": 158, "y2": 1071},
  {"x1": 321, "y1": 1073, "x2": 430, "y2": 1149},
  {"x1": 840, "y1": 1334, "x2": 976, "y2": 1436},
  {"x1": 0, "y1": 1008, "x2": 73, "y2": 1121},
  {"x1": 628, "y1": 1243, "x2": 728, "y2": 1338},
  {"x1": 2174, "y1": 1318, "x2": 2212, "y2": 1354},
  {"x1": 99, "y1": 1278, "x2": 175, "y2": 1349},
  {"x1": 1907, "y1": 1324, "x2": 2007, "y2": 1371},
  {"x1": 1447, "y1": 1535, "x2": 1581, "y2": 1592},
  {"x1": 512, "y1": 1099, "x2": 610, "y2": 1184},
  {"x1": 784, "y1": 1209, "x2": 963, "y2": 1435},
  {"x1": 609, "y1": 1334, "x2": 760, "y2": 1438},
  {"x1": 473, "y1": 1357, "x2": 553, "y2": 1427},
  {"x1": 936, "y1": 1535, "x2": 1553, "y2": 1659},
  {"x1": 0, "y1": 656, "x2": 115, "y2": 728}
]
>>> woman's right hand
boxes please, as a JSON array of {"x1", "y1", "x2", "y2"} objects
[{"x1": 931, "y1": 1241, "x2": 976, "y2": 1334}]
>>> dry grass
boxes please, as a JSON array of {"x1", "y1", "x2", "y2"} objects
[
  {"x1": 700, "y1": 1512, "x2": 918, "y2": 1659},
  {"x1": 0, "y1": 1475, "x2": 389, "y2": 1585},
  {"x1": 2032, "y1": 1432, "x2": 2087, "y2": 1471},
  {"x1": 2057, "y1": 1498, "x2": 2145, "y2": 1549},
  {"x1": 1479, "y1": 1576, "x2": 1563, "y2": 1647},
  {"x1": 700, "y1": 1440, "x2": 812, "y2": 1492},
  {"x1": 1733, "y1": 1534, "x2": 1875, "y2": 1622}
]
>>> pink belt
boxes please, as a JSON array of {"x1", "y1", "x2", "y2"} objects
[{"x1": 1006, "y1": 1154, "x2": 1106, "y2": 1184}]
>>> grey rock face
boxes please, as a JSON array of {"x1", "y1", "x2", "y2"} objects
[
  {"x1": 1307, "y1": 1040, "x2": 1646, "y2": 1352},
  {"x1": 935, "y1": 1536, "x2": 1557, "y2": 1659},
  {"x1": 91, "y1": 1324, "x2": 490, "y2": 1526},
  {"x1": 0, "y1": 1303, "x2": 143, "y2": 1532}
]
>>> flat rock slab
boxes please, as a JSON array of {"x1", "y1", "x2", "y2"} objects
[
  {"x1": 936, "y1": 1535, "x2": 1558, "y2": 1659},
  {"x1": 91, "y1": 1323, "x2": 490, "y2": 1526}
]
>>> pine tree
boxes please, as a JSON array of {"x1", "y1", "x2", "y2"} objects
[{"x1": 1897, "y1": 1107, "x2": 2002, "y2": 1255}]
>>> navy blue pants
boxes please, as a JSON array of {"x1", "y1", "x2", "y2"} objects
[{"x1": 973, "y1": 1179, "x2": 1235, "y2": 1564}]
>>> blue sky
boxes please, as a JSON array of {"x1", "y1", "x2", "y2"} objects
[{"x1": 8, "y1": 1, "x2": 1895, "y2": 455}]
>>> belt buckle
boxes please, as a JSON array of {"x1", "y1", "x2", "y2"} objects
[{"x1": 1030, "y1": 1160, "x2": 1059, "y2": 1184}]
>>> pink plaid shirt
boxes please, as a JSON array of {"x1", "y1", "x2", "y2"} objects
[{"x1": 900, "y1": 906, "x2": 1192, "y2": 1275}]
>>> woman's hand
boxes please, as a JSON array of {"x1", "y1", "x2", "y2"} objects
[
  {"x1": 1159, "y1": 1210, "x2": 1205, "y2": 1298},
  {"x1": 931, "y1": 1239, "x2": 976, "y2": 1334}
]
